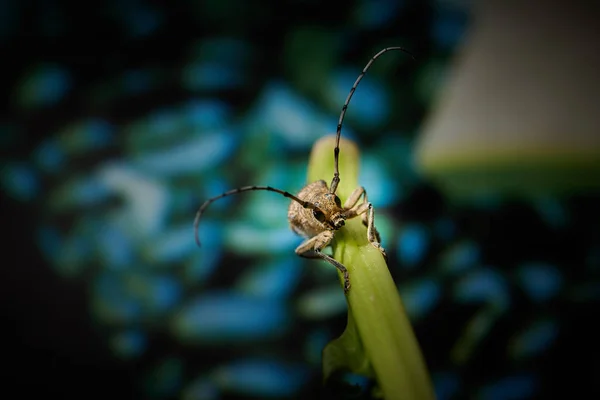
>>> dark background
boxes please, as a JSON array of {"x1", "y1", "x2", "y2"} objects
[{"x1": 2, "y1": 0, "x2": 599, "y2": 399}]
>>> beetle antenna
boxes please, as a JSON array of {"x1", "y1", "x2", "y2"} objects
[
  {"x1": 194, "y1": 186, "x2": 317, "y2": 247},
  {"x1": 330, "y1": 46, "x2": 415, "y2": 194}
]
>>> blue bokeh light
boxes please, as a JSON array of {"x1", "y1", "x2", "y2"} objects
[
  {"x1": 397, "y1": 223, "x2": 430, "y2": 269},
  {"x1": 211, "y1": 358, "x2": 311, "y2": 398},
  {"x1": 515, "y1": 262, "x2": 563, "y2": 303},
  {"x1": 171, "y1": 291, "x2": 291, "y2": 343},
  {"x1": 15, "y1": 64, "x2": 71, "y2": 108}
]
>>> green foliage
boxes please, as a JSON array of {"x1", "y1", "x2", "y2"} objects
[{"x1": 308, "y1": 136, "x2": 435, "y2": 400}]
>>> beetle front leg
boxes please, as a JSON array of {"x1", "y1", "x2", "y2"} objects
[
  {"x1": 344, "y1": 186, "x2": 374, "y2": 227},
  {"x1": 343, "y1": 186, "x2": 366, "y2": 209},
  {"x1": 365, "y1": 203, "x2": 387, "y2": 260},
  {"x1": 344, "y1": 191, "x2": 387, "y2": 261},
  {"x1": 295, "y1": 231, "x2": 351, "y2": 293}
]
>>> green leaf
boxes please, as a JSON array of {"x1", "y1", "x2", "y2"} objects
[
  {"x1": 322, "y1": 311, "x2": 375, "y2": 381},
  {"x1": 308, "y1": 136, "x2": 435, "y2": 400}
]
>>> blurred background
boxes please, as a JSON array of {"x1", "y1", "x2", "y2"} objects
[{"x1": 2, "y1": 0, "x2": 599, "y2": 398}]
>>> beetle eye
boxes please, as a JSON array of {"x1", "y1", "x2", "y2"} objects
[
  {"x1": 313, "y1": 209, "x2": 326, "y2": 222},
  {"x1": 334, "y1": 196, "x2": 342, "y2": 207}
]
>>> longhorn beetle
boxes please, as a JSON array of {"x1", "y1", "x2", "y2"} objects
[{"x1": 194, "y1": 47, "x2": 412, "y2": 293}]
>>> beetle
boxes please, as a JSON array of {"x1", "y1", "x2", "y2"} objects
[{"x1": 194, "y1": 47, "x2": 411, "y2": 292}]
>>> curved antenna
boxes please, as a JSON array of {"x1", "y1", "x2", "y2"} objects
[
  {"x1": 329, "y1": 46, "x2": 415, "y2": 194},
  {"x1": 194, "y1": 186, "x2": 316, "y2": 247}
]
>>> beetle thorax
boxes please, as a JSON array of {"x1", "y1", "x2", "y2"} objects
[{"x1": 288, "y1": 180, "x2": 346, "y2": 237}]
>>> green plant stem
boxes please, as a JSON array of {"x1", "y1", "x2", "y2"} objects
[{"x1": 308, "y1": 136, "x2": 435, "y2": 400}]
